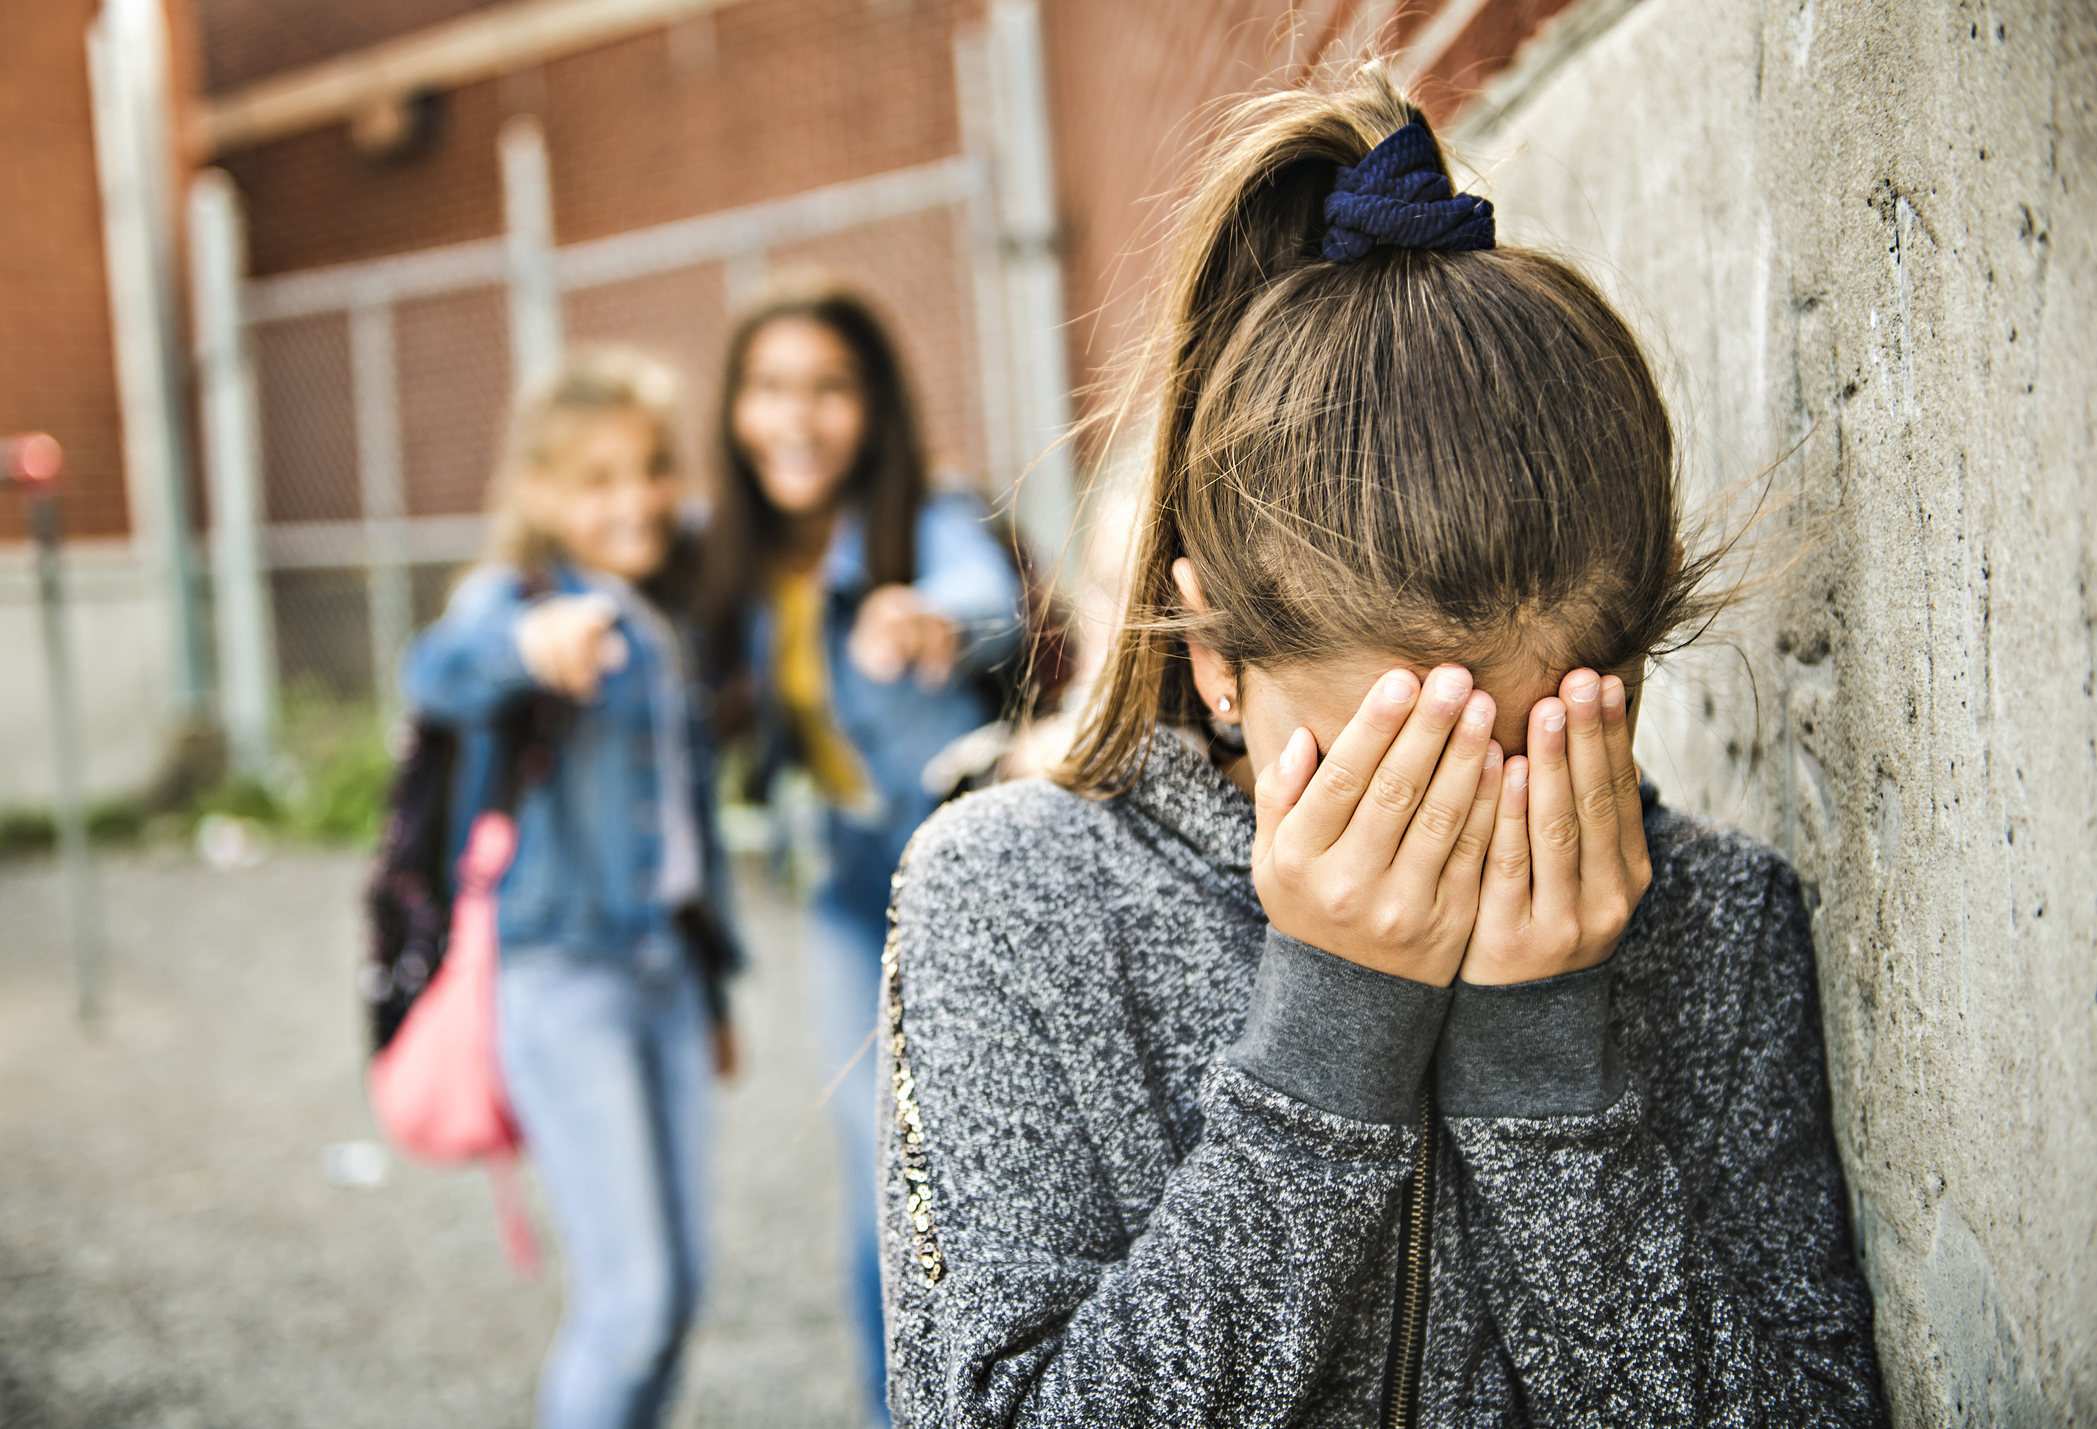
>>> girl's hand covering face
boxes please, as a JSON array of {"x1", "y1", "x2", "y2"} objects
[
  {"x1": 1250, "y1": 665, "x2": 1502, "y2": 986},
  {"x1": 1461, "y1": 670, "x2": 1652, "y2": 984}
]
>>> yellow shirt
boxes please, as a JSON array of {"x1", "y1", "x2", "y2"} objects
[{"x1": 770, "y1": 565, "x2": 870, "y2": 805}]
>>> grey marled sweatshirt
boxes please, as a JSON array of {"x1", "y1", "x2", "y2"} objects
[{"x1": 877, "y1": 727, "x2": 1886, "y2": 1427}]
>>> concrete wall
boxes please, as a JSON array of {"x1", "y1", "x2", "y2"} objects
[
  {"x1": 0, "y1": 543, "x2": 174, "y2": 806},
  {"x1": 1459, "y1": 0, "x2": 2094, "y2": 1420},
  {"x1": 0, "y1": 0, "x2": 192, "y2": 808}
]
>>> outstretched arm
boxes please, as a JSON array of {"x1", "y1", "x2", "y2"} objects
[{"x1": 400, "y1": 567, "x2": 539, "y2": 722}]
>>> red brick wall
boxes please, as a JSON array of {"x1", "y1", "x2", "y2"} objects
[
  {"x1": 224, "y1": 0, "x2": 991, "y2": 525},
  {"x1": 1040, "y1": 0, "x2": 1313, "y2": 442},
  {"x1": 220, "y1": 0, "x2": 983, "y2": 276},
  {"x1": 217, "y1": 0, "x2": 1569, "y2": 530},
  {"x1": 1041, "y1": 0, "x2": 1577, "y2": 443},
  {"x1": 0, "y1": 0, "x2": 129, "y2": 541}
]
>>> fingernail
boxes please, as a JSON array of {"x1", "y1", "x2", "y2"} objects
[
  {"x1": 1484, "y1": 744, "x2": 1503, "y2": 771},
  {"x1": 1542, "y1": 706, "x2": 1567, "y2": 734},
  {"x1": 1568, "y1": 673, "x2": 1599, "y2": 704},
  {"x1": 1506, "y1": 760, "x2": 1528, "y2": 791},
  {"x1": 1602, "y1": 679, "x2": 1625, "y2": 710},
  {"x1": 1461, "y1": 693, "x2": 1492, "y2": 729},
  {"x1": 1377, "y1": 672, "x2": 1417, "y2": 707},
  {"x1": 1281, "y1": 728, "x2": 1311, "y2": 774},
  {"x1": 1435, "y1": 668, "x2": 1469, "y2": 704}
]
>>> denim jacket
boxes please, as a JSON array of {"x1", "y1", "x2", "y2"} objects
[
  {"x1": 748, "y1": 489, "x2": 1023, "y2": 904},
  {"x1": 402, "y1": 562, "x2": 743, "y2": 976}
]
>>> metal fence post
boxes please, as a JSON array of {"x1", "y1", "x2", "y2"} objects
[
  {"x1": 501, "y1": 114, "x2": 564, "y2": 391},
  {"x1": 971, "y1": 0, "x2": 1076, "y2": 575},
  {"x1": 5, "y1": 435, "x2": 105, "y2": 1024},
  {"x1": 351, "y1": 301, "x2": 410, "y2": 718},
  {"x1": 86, "y1": 0, "x2": 213, "y2": 723},
  {"x1": 189, "y1": 170, "x2": 278, "y2": 775}
]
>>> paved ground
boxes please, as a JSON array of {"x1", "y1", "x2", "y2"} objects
[{"x1": 0, "y1": 844, "x2": 868, "y2": 1428}]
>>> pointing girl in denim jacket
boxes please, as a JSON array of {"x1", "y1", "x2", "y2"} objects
[
  {"x1": 403, "y1": 348, "x2": 741, "y2": 1429},
  {"x1": 695, "y1": 280, "x2": 1022, "y2": 1425}
]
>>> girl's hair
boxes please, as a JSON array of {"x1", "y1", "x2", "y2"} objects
[
  {"x1": 1059, "y1": 65, "x2": 1724, "y2": 795},
  {"x1": 482, "y1": 344, "x2": 682, "y2": 572},
  {"x1": 696, "y1": 276, "x2": 929, "y2": 685}
]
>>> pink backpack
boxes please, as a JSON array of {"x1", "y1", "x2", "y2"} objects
[{"x1": 367, "y1": 810, "x2": 539, "y2": 1275}]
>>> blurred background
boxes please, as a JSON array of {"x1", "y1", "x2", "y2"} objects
[{"x1": 1, "y1": 1, "x2": 2092, "y2": 1426}]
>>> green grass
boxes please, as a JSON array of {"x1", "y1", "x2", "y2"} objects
[
  {"x1": 248, "y1": 682, "x2": 396, "y2": 847},
  {"x1": 0, "y1": 682, "x2": 396, "y2": 859}
]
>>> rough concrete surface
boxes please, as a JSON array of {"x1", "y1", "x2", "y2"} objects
[
  {"x1": 1459, "y1": 0, "x2": 2095, "y2": 1422},
  {"x1": 0, "y1": 847, "x2": 867, "y2": 1428}
]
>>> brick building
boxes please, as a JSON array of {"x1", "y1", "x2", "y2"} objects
[{"x1": 0, "y1": 0, "x2": 1578, "y2": 805}]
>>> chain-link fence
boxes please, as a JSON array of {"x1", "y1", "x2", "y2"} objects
[{"x1": 201, "y1": 10, "x2": 1072, "y2": 786}]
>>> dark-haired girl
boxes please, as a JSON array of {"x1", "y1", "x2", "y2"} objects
[
  {"x1": 877, "y1": 71, "x2": 1886, "y2": 1427},
  {"x1": 699, "y1": 280, "x2": 1020, "y2": 1425}
]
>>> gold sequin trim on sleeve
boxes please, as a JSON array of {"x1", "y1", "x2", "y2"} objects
[{"x1": 884, "y1": 849, "x2": 946, "y2": 1285}]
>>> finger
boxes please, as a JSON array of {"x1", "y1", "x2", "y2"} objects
[
  {"x1": 1559, "y1": 670, "x2": 1622, "y2": 887},
  {"x1": 572, "y1": 591, "x2": 620, "y2": 628},
  {"x1": 1526, "y1": 696, "x2": 1580, "y2": 927},
  {"x1": 1251, "y1": 727, "x2": 1318, "y2": 868},
  {"x1": 1445, "y1": 737, "x2": 1503, "y2": 885},
  {"x1": 1478, "y1": 753, "x2": 1532, "y2": 920},
  {"x1": 544, "y1": 628, "x2": 582, "y2": 695},
  {"x1": 1387, "y1": 688, "x2": 1496, "y2": 898},
  {"x1": 914, "y1": 615, "x2": 957, "y2": 688},
  {"x1": 1600, "y1": 675, "x2": 1647, "y2": 866},
  {"x1": 1315, "y1": 665, "x2": 1473, "y2": 866},
  {"x1": 568, "y1": 652, "x2": 601, "y2": 702},
  {"x1": 1283, "y1": 669, "x2": 1424, "y2": 853},
  {"x1": 566, "y1": 625, "x2": 604, "y2": 700}
]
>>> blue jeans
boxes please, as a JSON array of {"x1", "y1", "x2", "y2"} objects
[
  {"x1": 807, "y1": 877, "x2": 892, "y2": 1427},
  {"x1": 500, "y1": 943, "x2": 713, "y2": 1429}
]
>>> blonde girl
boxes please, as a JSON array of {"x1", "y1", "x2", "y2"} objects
[
  {"x1": 404, "y1": 348, "x2": 740, "y2": 1429},
  {"x1": 875, "y1": 71, "x2": 1885, "y2": 1427}
]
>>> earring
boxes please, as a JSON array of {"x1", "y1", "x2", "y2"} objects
[{"x1": 1217, "y1": 694, "x2": 1233, "y2": 714}]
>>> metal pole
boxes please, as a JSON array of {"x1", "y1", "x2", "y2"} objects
[
  {"x1": 7, "y1": 435, "x2": 104, "y2": 1024},
  {"x1": 976, "y1": 0, "x2": 1076, "y2": 575},
  {"x1": 351, "y1": 302, "x2": 411, "y2": 719},
  {"x1": 86, "y1": 0, "x2": 213, "y2": 722},
  {"x1": 952, "y1": 27, "x2": 1020, "y2": 502},
  {"x1": 500, "y1": 114, "x2": 564, "y2": 392},
  {"x1": 190, "y1": 169, "x2": 278, "y2": 775}
]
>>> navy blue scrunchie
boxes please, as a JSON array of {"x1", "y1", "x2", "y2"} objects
[{"x1": 1322, "y1": 122, "x2": 1495, "y2": 262}]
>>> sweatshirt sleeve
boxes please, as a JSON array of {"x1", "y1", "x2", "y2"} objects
[
  {"x1": 1433, "y1": 848, "x2": 1886, "y2": 1427},
  {"x1": 399, "y1": 566, "x2": 540, "y2": 723},
  {"x1": 880, "y1": 827, "x2": 1451, "y2": 1429}
]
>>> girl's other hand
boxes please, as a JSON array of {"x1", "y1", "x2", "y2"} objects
[
  {"x1": 1462, "y1": 670, "x2": 1651, "y2": 984},
  {"x1": 1251, "y1": 666, "x2": 1502, "y2": 986},
  {"x1": 516, "y1": 593, "x2": 628, "y2": 701},
  {"x1": 848, "y1": 583, "x2": 959, "y2": 689}
]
